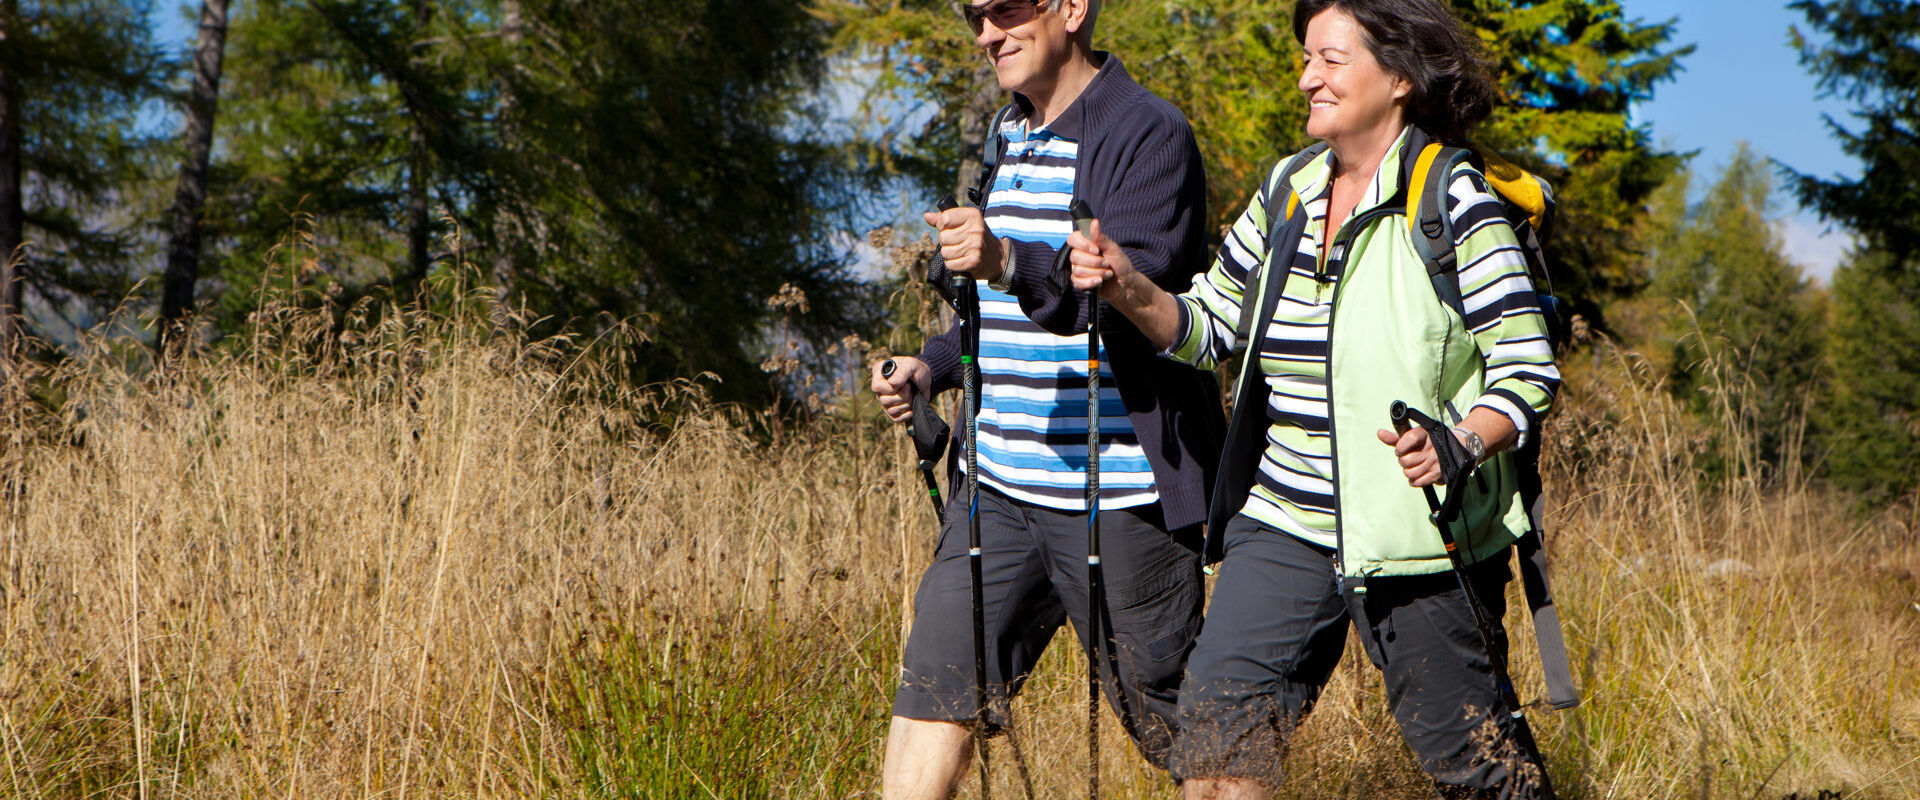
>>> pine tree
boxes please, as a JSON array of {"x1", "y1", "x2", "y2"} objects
[
  {"x1": 477, "y1": 0, "x2": 869, "y2": 402},
  {"x1": 0, "y1": 0, "x2": 163, "y2": 367},
  {"x1": 1786, "y1": 0, "x2": 1920, "y2": 501},
  {"x1": 206, "y1": 0, "x2": 867, "y2": 404},
  {"x1": 1649, "y1": 145, "x2": 1821, "y2": 482},
  {"x1": 210, "y1": 0, "x2": 494, "y2": 319},
  {"x1": 158, "y1": 0, "x2": 233, "y2": 363}
]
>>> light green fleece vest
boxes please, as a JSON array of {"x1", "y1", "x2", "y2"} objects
[{"x1": 1241, "y1": 144, "x2": 1532, "y2": 579}]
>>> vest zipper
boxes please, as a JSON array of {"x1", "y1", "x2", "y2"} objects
[{"x1": 1322, "y1": 203, "x2": 1405, "y2": 578}]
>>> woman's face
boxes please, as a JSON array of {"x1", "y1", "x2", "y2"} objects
[{"x1": 1298, "y1": 7, "x2": 1409, "y2": 147}]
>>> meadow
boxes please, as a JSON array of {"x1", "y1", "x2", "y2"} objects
[{"x1": 0, "y1": 254, "x2": 1914, "y2": 798}]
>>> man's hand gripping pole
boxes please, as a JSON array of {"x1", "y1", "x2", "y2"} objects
[{"x1": 882, "y1": 359, "x2": 949, "y2": 522}]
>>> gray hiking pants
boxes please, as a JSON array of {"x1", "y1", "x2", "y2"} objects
[
  {"x1": 892, "y1": 486, "x2": 1205, "y2": 769},
  {"x1": 1172, "y1": 513, "x2": 1543, "y2": 798}
]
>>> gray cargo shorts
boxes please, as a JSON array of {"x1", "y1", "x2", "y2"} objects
[
  {"x1": 893, "y1": 486, "x2": 1204, "y2": 769},
  {"x1": 1172, "y1": 513, "x2": 1539, "y2": 797}
]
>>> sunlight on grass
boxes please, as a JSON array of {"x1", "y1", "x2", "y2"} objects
[{"x1": 0, "y1": 237, "x2": 1913, "y2": 798}]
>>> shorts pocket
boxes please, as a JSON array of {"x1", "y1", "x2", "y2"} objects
[
  {"x1": 1145, "y1": 627, "x2": 1192, "y2": 662},
  {"x1": 1108, "y1": 563, "x2": 1202, "y2": 664}
]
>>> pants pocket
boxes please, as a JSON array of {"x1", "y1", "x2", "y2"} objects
[{"x1": 1108, "y1": 565, "x2": 1202, "y2": 664}]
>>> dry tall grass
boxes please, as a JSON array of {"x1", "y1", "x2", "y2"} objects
[{"x1": 0, "y1": 256, "x2": 1914, "y2": 797}]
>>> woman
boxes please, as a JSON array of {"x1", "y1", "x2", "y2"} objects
[{"x1": 1065, "y1": 0, "x2": 1560, "y2": 797}]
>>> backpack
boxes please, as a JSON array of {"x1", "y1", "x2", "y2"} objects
[{"x1": 1232, "y1": 129, "x2": 1581, "y2": 712}]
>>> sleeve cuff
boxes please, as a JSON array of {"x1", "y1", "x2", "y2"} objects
[
  {"x1": 1473, "y1": 394, "x2": 1534, "y2": 449},
  {"x1": 1163, "y1": 297, "x2": 1208, "y2": 364}
]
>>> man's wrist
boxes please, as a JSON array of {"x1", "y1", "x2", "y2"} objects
[
  {"x1": 1115, "y1": 267, "x2": 1158, "y2": 315},
  {"x1": 988, "y1": 237, "x2": 1016, "y2": 293}
]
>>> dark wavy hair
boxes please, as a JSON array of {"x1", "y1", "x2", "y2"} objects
[{"x1": 1293, "y1": 0, "x2": 1495, "y2": 143}]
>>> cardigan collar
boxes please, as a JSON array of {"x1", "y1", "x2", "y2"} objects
[{"x1": 1009, "y1": 52, "x2": 1133, "y2": 139}]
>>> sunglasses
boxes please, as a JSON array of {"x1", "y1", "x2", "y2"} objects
[{"x1": 961, "y1": 0, "x2": 1051, "y2": 35}]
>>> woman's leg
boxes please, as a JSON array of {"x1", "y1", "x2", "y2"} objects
[
  {"x1": 1347, "y1": 555, "x2": 1546, "y2": 799},
  {"x1": 1172, "y1": 516, "x2": 1351, "y2": 795}
]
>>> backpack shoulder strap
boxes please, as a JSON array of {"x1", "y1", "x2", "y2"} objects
[
  {"x1": 969, "y1": 103, "x2": 1019, "y2": 205},
  {"x1": 1407, "y1": 142, "x2": 1474, "y2": 320},
  {"x1": 1234, "y1": 142, "x2": 1328, "y2": 349},
  {"x1": 1407, "y1": 136, "x2": 1581, "y2": 710}
]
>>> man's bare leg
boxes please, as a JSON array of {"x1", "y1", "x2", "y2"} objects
[
  {"x1": 881, "y1": 716, "x2": 975, "y2": 800},
  {"x1": 1184, "y1": 778, "x2": 1269, "y2": 800}
]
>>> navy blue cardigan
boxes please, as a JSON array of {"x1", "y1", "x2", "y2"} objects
[{"x1": 917, "y1": 55, "x2": 1224, "y2": 531}]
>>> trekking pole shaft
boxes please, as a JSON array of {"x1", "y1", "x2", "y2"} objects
[
  {"x1": 958, "y1": 277, "x2": 991, "y2": 799},
  {"x1": 1390, "y1": 403, "x2": 1556, "y2": 797},
  {"x1": 1087, "y1": 303, "x2": 1102, "y2": 800},
  {"x1": 1072, "y1": 199, "x2": 1103, "y2": 800},
  {"x1": 920, "y1": 470, "x2": 945, "y2": 524}
]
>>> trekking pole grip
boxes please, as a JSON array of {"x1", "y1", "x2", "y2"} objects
[
  {"x1": 1388, "y1": 401, "x2": 1473, "y2": 522},
  {"x1": 924, "y1": 196, "x2": 963, "y2": 313},
  {"x1": 935, "y1": 194, "x2": 964, "y2": 294},
  {"x1": 883, "y1": 359, "x2": 949, "y2": 467}
]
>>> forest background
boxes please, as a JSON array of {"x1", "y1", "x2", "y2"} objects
[{"x1": 0, "y1": 0, "x2": 1915, "y2": 797}]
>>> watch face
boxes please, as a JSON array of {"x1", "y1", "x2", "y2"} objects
[{"x1": 1457, "y1": 429, "x2": 1484, "y2": 462}]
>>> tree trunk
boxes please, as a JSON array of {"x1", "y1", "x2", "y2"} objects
[
  {"x1": 488, "y1": 0, "x2": 523, "y2": 298},
  {"x1": 405, "y1": 0, "x2": 431, "y2": 293},
  {"x1": 954, "y1": 65, "x2": 1001, "y2": 203},
  {"x1": 157, "y1": 0, "x2": 231, "y2": 365},
  {"x1": 0, "y1": 0, "x2": 25, "y2": 374}
]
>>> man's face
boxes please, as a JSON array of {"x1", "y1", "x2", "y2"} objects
[{"x1": 968, "y1": 0, "x2": 1074, "y2": 98}]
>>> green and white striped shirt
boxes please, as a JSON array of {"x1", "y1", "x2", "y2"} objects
[{"x1": 1169, "y1": 132, "x2": 1560, "y2": 548}]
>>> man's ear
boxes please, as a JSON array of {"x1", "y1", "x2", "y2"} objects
[{"x1": 1062, "y1": 0, "x2": 1090, "y2": 36}]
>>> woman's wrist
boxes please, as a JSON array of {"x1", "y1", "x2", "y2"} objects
[
  {"x1": 1452, "y1": 427, "x2": 1487, "y2": 465},
  {"x1": 1114, "y1": 266, "x2": 1164, "y2": 315}
]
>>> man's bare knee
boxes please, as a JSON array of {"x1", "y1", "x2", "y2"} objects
[
  {"x1": 1184, "y1": 777, "x2": 1270, "y2": 800},
  {"x1": 882, "y1": 717, "x2": 974, "y2": 800}
]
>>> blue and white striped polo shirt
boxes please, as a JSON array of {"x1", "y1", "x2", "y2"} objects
[{"x1": 973, "y1": 117, "x2": 1157, "y2": 512}]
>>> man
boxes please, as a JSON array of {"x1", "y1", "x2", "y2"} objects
[{"x1": 869, "y1": 0, "x2": 1222, "y2": 795}]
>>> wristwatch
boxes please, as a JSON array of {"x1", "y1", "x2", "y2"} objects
[
  {"x1": 1454, "y1": 427, "x2": 1487, "y2": 465},
  {"x1": 989, "y1": 237, "x2": 1017, "y2": 294}
]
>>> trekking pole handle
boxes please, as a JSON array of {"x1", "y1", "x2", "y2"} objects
[
  {"x1": 924, "y1": 196, "x2": 964, "y2": 313},
  {"x1": 1069, "y1": 198, "x2": 1095, "y2": 241},
  {"x1": 933, "y1": 195, "x2": 969, "y2": 293},
  {"x1": 1388, "y1": 401, "x2": 1473, "y2": 523},
  {"x1": 883, "y1": 359, "x2": 951, "y2": 468}
]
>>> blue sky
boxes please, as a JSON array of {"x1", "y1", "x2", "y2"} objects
[
  {"x1": 1619, "y1": 0, "x2": 1860, "y2": 281},
  {"x1": 147, "y1": 1, "x2": 1865, "y2": 281}
]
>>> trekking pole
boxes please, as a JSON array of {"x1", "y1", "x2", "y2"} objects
[
  {"x1": 938, "y1": 196, "x2": 994, "y2": 800},
  {"x1": 1388, "y1": 401, "x2": 1557, "y2": 799},
  {"x1": 880, "y1": 359, "x2": 949, "y2": 523},
  {"x1": 921, "y1": 195, "x2": 1037, "y2": 800},
  {"x1": 1071, "y1": 199, "x2": 1105, "y2": 800}
]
